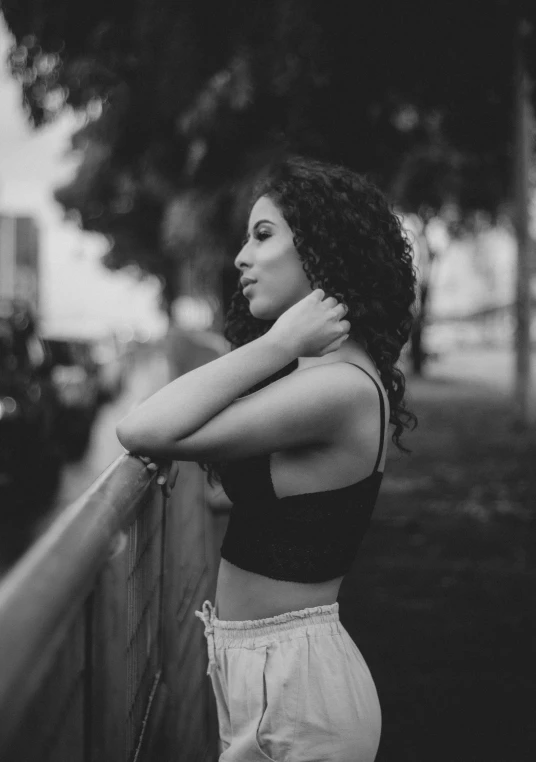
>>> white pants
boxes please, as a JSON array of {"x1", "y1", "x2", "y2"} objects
[{"x1": 195, "y1": 600, "x2": 381, "y2": 762}]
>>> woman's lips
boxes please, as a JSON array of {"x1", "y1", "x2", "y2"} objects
[{"x1": 243, "y1": 283, "x2": 255, "y2": 296}]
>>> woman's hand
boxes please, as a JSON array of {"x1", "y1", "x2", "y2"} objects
[
  {"x1": 267, "y1": 288, "x2": 351, "y2": 358},
  {"x1": 134, "y1": 455, "x2": 180, "y2": 498}
]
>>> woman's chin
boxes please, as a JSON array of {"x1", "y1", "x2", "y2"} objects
[
  {"x1": 248, "y1": 299, "x2": 277, "y2": 321},
  {"x1": 246, "y1": 295, "x2": 259, "y2": 316},
  {"x1": 248, "y1": 305, "x2": 265, "y2": 319}
]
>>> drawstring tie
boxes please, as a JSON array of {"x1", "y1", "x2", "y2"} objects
[{"x1": 195, "y1": 600, "x2": 217, "y2": 676}]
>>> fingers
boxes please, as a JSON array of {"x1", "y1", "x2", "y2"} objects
[
  {"x1": 319, "y1": 334, "x2": 349, "y2": 355},
  {"x1": 320, "y1": 294, "x2": 348, "y2": 315},
  {"x1": 135, "y1": 455, "x2": 158, "y2": 471},
  {"x1": 162, "y1": 463, "x2": 179, "y2": 498},
  {"x1": 322, "y1": 295, "x2": 338, "y2": 307},
  {"x1": 313, "y1": 289, "x2": 348, "y2": 315},
  {"x1": 131, "y1": 453, "x2": 179, "y2": 498},
  {"x1": 156, "y1": 463, "x2": 170, "y2": 485},
  {"x1": 137, "y1": 455, "x2": 164, "y2": 473}
]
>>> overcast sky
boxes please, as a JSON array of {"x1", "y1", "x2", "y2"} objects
[{"x1": 0, "y1": 14, "x2": 167, "y2": 340}]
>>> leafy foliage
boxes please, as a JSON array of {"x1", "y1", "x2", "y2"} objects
[{"x1": 3, "y1": 1, "x2": 535, "y2": 303}]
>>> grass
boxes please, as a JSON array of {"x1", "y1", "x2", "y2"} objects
[{"x1": 339, "y1": 361, "x2": 536, "y2": 762}]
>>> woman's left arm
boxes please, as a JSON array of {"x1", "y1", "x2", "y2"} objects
[{"x1": 116, "y1": 332, "x2": 294, "y2": 454}]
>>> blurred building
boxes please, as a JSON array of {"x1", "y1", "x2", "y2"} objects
[
  {"x1": 430, "y1": 226, "x2": 518, "y2": 320},
  {"x1": 425, "y1": 225, "x2": 536, "y2": 349},
  {"x1": 0, "y1": 214, "x2": 39, "y2": 314}
]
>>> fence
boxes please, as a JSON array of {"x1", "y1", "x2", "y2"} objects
[{"x1": 0, "y1": 329, "x2": 230, "y2": 762}]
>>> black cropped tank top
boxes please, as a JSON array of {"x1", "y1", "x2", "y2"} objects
[{"x1": 219, "y1": 363, "x2": 386, "y2": 583}]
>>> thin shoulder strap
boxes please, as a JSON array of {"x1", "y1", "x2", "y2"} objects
[{"x1": 345, "y1": 363, "x2": 386, "y2": 472}]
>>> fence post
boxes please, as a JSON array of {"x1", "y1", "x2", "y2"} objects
[{"x1": 90, "y1": 531, "x2": 129, "y2": 762}]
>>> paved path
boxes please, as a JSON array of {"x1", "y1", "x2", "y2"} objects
[{"x1": 418, "y1": 345, "x2": 536, "y2": 409}]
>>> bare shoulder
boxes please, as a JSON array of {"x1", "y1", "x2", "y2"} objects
[
  {"x1": 296, "y1": 360, "x2": 388, "y2": 406},
  {"x1": 326, "y1": 360, "x2": 391, "y2": 434},
  {"x1": 245, "y1": 360, "x2": 369, "y2": 402}
]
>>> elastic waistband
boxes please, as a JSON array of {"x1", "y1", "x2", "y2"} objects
[{"x1": 195, "y1": 600, "x2": 340, "y2": 649}]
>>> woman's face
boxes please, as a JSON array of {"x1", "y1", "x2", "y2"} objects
[{"x1": 234, "y1": 195, "x2": 312, "y2": 320}]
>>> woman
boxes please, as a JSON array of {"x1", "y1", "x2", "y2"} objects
[{"x1": 117, "y1": 155, "x2": 417, "y2": 761}]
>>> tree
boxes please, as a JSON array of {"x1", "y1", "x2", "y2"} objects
[
  {"x1": 3, "y1": 0, "x2": 329, "y2": 308},
  {"x1": 4, "y1": 3, "x2": 534, "y2": 203},
  {"x1": 2, "y1": 1, "x2": 535, "y2": 383}
]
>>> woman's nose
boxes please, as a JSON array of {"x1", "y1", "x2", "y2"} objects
[{"x1": 234, "y1": 243, "x2": 250, "y2": 270}]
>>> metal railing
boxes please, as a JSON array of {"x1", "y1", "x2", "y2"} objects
[
  {"x1": 0, "y1": 330, "x2": 233, "y2": 761},
  {"x1": 0, "y1": 451, "x2": 220, "y2": 762}
]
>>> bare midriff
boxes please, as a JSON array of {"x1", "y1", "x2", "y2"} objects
[{"x1": 214, "y1": 558, "x2": 344, "y2": 621}]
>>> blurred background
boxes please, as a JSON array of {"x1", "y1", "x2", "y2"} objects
[{"x1": 0, "y1": 2, "x2": 534, "y2": 759}]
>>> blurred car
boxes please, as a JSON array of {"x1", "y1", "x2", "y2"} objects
[
  {"x1": 43, "y1": 338, "x2": 101, "y2": 461},
  {"x1": 0, "y1": 299, "x2": 63, "y2": 506},
  {"x1": 92, "y1": 333, "x2": 127, "y2": 403}
]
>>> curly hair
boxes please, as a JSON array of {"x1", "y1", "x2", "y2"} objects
[{"x1": 198, "y1": 154, "x2": 417, "y2": 486}]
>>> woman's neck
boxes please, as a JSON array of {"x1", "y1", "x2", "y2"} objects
[{"x1": 296, "y1": 338, "x2": 373, "y2": 372}]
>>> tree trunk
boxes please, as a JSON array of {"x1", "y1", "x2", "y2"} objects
[
  {"x1": 513, "y1": 18, "x2": 533, "y2": 428},
  {"x1": 410, "y1": 281, "x2": 429, "y2": 376}
]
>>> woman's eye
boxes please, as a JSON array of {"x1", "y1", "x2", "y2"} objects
[{"x1": 241, "y1": 230, "x2": 270, "y2": 247}]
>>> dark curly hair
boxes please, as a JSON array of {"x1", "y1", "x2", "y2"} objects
[{"x1": 198, "y1": 155, "x2": 417, "y2": 486}]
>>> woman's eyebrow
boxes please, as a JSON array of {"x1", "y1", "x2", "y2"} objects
[{"x1": 247, "y1": 219, "x2": 275, "y2": 235}]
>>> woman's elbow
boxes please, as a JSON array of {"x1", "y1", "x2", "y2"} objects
[
  {"x1": 116, "y1": 418, "x2": 145, "y2": 453},
  {"x1": 116, "y1": 418, "x2": 174, "y2": 457}
]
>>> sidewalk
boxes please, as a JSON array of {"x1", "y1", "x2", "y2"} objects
[
  {"x1": 29, "y1": 345, "x2": 171, "y2": 546},
  {"x1": 418, "y1": 344, "x2": 536, "y2": 406}
]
